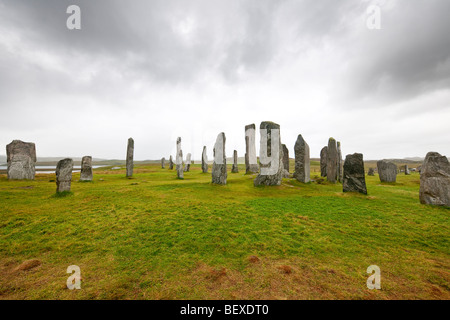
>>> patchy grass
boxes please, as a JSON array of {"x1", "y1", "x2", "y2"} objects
[{"x1": 0, "y1": 164, "x2": 448, "y2": 300}]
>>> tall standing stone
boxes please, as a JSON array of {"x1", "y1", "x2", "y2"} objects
[
  {"x1": 337, "y1": 141, "x2": 343, "y2": 183},
  {"x1": 232, "y1": 150, "x2": 239, "y2": 173},
  {"x1": 56, "y1": 158, "x2": 73, "y2": 193},
  {"x1": 212, "y1": 132, "x2": 227, "y2": 184},
  {"x1": 320, "y1": 146, "x2": 328, "y2": 177},
  {"x1": 326, "y1": 138, "x2": 338, "y2": 183},
  {"x1": 254, "y1": 122, "x2": 283, "y2": 186},
  {"x1": 184, "y1": 153, "x2": 191, "y2": 172},
  {"x1": 126, "y1": 138, "x2": 134, "y2": 177},
  {"x1": 282, "y1": 144, "x2": 290, "y2": 178},
  {"x1": 245, "y1": 124, "x2": 259, "y2": 174},
  {"x1": 404, "y1": 165, "x2": 410, "y2": 175},
  {"x1": 293, "y1": 135, "x2": 310, "y2": 183},
  {"x1": 80, "y1": 156, "x2": 93, "y2": 181},
  {"x1": 377, "y1": 160, "x2": 397, "y2": 183},
  {"x1": 343, "y1": 153, "x2": 367, "y2": 195},
  {"x1": 169, "y1": 155, "x2": 174, "y2": 170},
  {"x1": 419, "y1": 152, "x2": 450, "y2": 207},
  {"x1": 202, "y1": 146, "x2": 208, "y2": 173},
  {"x1": 161, "y1": 157, "x2": 165, "y2": 169},
  {"x1": 6, "y1": 140, "x2": 36, "y2": 180},
  {"x1": 176, "y1": 137, "x2": 183, "y2": 179}
]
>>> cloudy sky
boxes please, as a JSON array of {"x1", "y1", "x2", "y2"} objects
[{"x1": 0, "y1": 0, "x2": 449, "y2": 161}]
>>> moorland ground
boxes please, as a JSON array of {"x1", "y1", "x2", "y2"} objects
[{"x1": 0, "y1": 161, "x2": 449, "y2": 299}]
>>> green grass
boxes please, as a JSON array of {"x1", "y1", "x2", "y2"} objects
[{"x1": 0, "y1": 164, "x2": 448, "y2": 300}]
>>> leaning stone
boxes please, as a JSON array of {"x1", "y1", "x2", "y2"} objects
[
  {"x1": 212, "y1": 132, "x2": 227, "y2": 184},
  {"x1": 419, "y1": 152, "x2": 450, "y2": 207},
  {"x1": 245, "y1": 124, "x2": 259, "y2": 174},
  {"x1": 169, "y1": 155, "x2": 174, "y2": 170},
  {"x1": 282, "y1": 144, "x2": 290, "y2": 178},
  {"x1": 161, "y1": 157, "x2": 165, "y2": 169},
  {"x1": 377, "y1": 160, "x2": 397, "y2": 183},
  {"x1": 126, "y1": 138, "x2": 134, "y2": 177},
  {"x1": 343, "y1": 153, "x2": 367, "y2": 194},
  {"x1": 56, "y1": 158, "x2": 73, "y2": 192},
  {"x1": 293, "y1": 135, "x2": 310, "y2": 183},
  {"x1": 232, "y1": 150, "x2": 239, "y2": 173},
  {"x1": 202, "y1": 146, "x2": 208, "y2": 173},
  {"x1": 254, "y1": 122, "x2": 283, "y2": 186},
  {"x1": 80, "y1": 156, "x2": 93, "y2": 181},
  {"x1": 6, "y1": 140, "x2": 36, "y2": 180},
  {"x1": 368, "y1": 168, "x2": 375, "y2": 176},
  {"x1": 326, "y1": 138, "x2": 338, "y2": 183},
  {"x1": 320, "y1": 146, "x2": 327, "y2": 177},
  {"x1": 184, "y1": 153, "x2": 191, "y2": 172}
]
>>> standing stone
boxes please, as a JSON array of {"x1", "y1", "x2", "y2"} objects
[
  {"x1": 245, "y1": 124, "x2": 259, "y2": 174},
  {"x1": 232, "y1": 150, "x2": 239, "y2": 173},
  {"x1": 126, "y1": 138, "x2": 134, "y2": 177},
  {"x1": 377, "y1": 160, "x2": 397, "y2": 183},
  {"x1": 293, "y1": 135, "x2": 310, "y2": 183},
  {"x1": 368, "y1": 168, "x2": 375, "y2": 176},
  {"x1": 404, "y1": 165, "x2": 410, "y2": 175},
  {"x1": 320, "y1": 146, "x2": 328, "y2": 177},
  {"x1": 343, "y1": 153, "x2": 367, "y2": 195},
  {"x1": 56, "y1": 158, "x2": 73, "y2": 193},
  {"x1": 80, "y1": 156, "x2": 93, "y2": 181},
  {"x1": 254, "y1": 122, "x2": 283, "y2": 186},
  {"x1": 212, "y1": 132, "x2": 227, "y2": 184},
  {"x1": 326, "y1": 138, "x2": 338, "y2": 183},
  {"x1": 161, "y1": 157, "x2": 165, "y2": 169},
  {"x1": 202, "y1": 146, "x2": 208, "y2": 173},
  {"x1": 6, "y1": 140, "x2": 36, "y2": 180},
  {"x1": 184, "y1": 153, "x2": 191, "y2": 172},
  {"x1": 282, "y1": 144, "x2": 290, "y2": 178},
  {"x1": 419, "y1": 152, "x2": 450, "y2": 207},
  {"x1": 169, "y1": 155, "x2": 174, "y2": 170},
  {"x1": 337, "y1": 141, "x2": 343, "y2": 183},
  {"x1": 176, "y1": 137, "x2": 183, "y2": 179}
]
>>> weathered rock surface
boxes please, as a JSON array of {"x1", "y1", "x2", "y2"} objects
[
  {"x1": 326, "y1": 138, "x2": 338, "y2": 183},
  {"x1": 377, "y1": 160, "x2": 397, "y2": 183},
  {"x1": 343, "y1": 153, "x2": 367, "y2": 194},
  {"x1": 80, "y1": 156, "x2": 93, "y2": 181},
  {"x1": 161, "y1": 157, "x2": 165, "y2": 169},
  {"x1": 404, "y1": 164, "x2": 410, "y2": 175},
  {"x1": 282, "y1": 144, "x2": 290, "y2": 178},
  {"x1": 232, "y1": 150, "x2": 239, "y2": 173},
  {"x1": 56, "y1": 158, "x2": 73, "y2": 192},
  {"x1": 169, "y1": 155, "x2": 174, "y2": 170},
  {"x1": 202, "y1": 146, "x2": 208, "y2": 173},
  {"x1": 6, "y1": 140, "x2": 36, "y2": 180},
  {"x1": 176, "y1": 137, "x2": 183, "y2": 179},
  {"x1": 126, "y1": 138, "x2": 134, "y2": 177},
  {"x1": 184, "y1": 153, "x2": 191, "y2": 172},
  {"x1": 368, "y1": 168, "x2": 375, "y2": 176},
  {"x1": 212, "y1": 132, "x2": 227, "y2": 184},
  {"x1": 293, "y1": 135, "x2": 310, "y2": 183},
  {"x1": 419, "y1": 152, "x2": 450, "y2": 207},
  {"x1": 245, "y1": 124, "x2": 259, "y2": 174},
  {"x1": 320, "y1": 146, "x2": 327, "y2": 177},
  {"x1": 337, "y1": 141, "x2": 343, "y2": 183},
  {"x1": 254, "y1": 122, "x2": 283, "y2": 186}
]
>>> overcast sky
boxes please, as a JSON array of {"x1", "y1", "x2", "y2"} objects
[{"x1": 0, "y1": 0, "x2": 449, "y2": 161}]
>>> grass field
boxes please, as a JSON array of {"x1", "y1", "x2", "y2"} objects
[{"x1": 0, "y1": 162, "x2": 449, "y2": 300}]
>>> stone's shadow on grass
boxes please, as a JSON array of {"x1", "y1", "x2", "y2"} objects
[
  {"x1": 78, "y1": 180, "x2": 94, "y2": 183},
  {"x1": 51, "y1": 191, "x2": 74, "y2": 198}
]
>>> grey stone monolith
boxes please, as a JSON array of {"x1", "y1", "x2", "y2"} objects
[
  {"x1": 212, "y1": 132, "x2": 227, "y2": 184},
  {"x1": 282, "y1": 144, "x2": 289, "y2": 178},
  {"x1": 405, "y1": 165, "x2": 410, "y2": 175},
  {"x1": 320, "y1": 146, "x2": 327, "y2": 177},
  {"x1": 161, "y1": 157, "x2": 165, "y2": 169},
  {"x1": 245, "y1": 124, "x2": 259, "y2": 174},
  {"x1": 419, "y1": 152, "x2": 450, "y2": 207},
  {"x1": 202, "y1": 146, "x2": 208, "y2": 173},
  {"x1": 327, "y1": 138, "x2": 338, "y2": 183},
  {"x1": 293, "y1": 135, "x2": 310, "y2": 183},
  {"x1": 337, "y1": 141, "x2": 343, "y2": 183},
  {"x1": 6, "y1": 140, "x2": 36, "y2": 180},
  {"x1": 377, "y1": 160, "x2": 397, "y2": 183},
  {"x1": 343, "y1": 153, "x2": 367, "y2": 194},
  {"x1": 184, "y1": 153, "x2": 191, "y2": 172},
  {"x1": 176, "y1": 137, "x2": 183, "y2": 179},
  {"x1": 56, "y1": 158, "x2": 73, "y2": 192},
  {"x1": 254, "y1": 122, "x2": 283, "y2": 186},
  {"x1": 80, "y1": 156, "x2": 93, "y2": 181},
  {"x1": 368, "y1": 168, "x2": 375, "y2": 176},
  {"x1": 126, "y1": 138, "x2": 134, "y2": 177},
  {"x1": 169, "y1": 155, "x2": 174, "y2": 170},
  {"x1": 232, "y1": 150, "x2": 239, "y2": 173}
]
